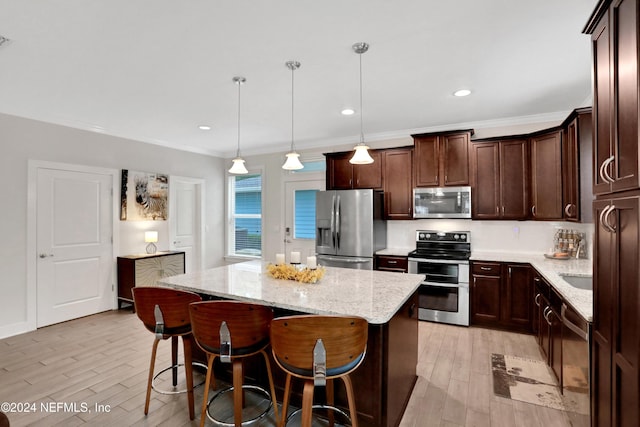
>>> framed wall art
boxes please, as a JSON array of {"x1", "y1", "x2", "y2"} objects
[{"x1": 120, "y1": 170, "x2": 169, "y2": 221}]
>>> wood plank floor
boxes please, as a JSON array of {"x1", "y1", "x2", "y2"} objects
[{"x1": 0, "y1": 310, "x2": 577, "y2": 426}]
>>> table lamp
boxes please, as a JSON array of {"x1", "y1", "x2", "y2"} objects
[{"x1": 145, "y1": 231, "x2": 158, "y2": 254}]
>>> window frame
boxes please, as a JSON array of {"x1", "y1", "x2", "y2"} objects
[{"x1": 226, "y1": 167, "x2": 265, "y2": 260}]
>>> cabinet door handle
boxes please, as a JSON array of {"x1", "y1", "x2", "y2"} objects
[
  {"x1": 599, "y1": 204, "x2": 616, "y2": 233},
  {"x1": 534, "y1": 293, "x2": 541, "y2": 307},
  {"x1": 543, "y1": 306, "x2": 552, "y2": 325},
  {"x1": 602, "y1": 155, "x2": 615, "y2": 183},
  {"x1": 480, "y1": 266, "x2": 492, "y2": 271},
  {"x1": 531, "y1": 205, "x2": 536, "y2": 217},
  {"x1": 564, "y1": 203, "x2": 575, "y2": 217},
  {"x1": 501, "y1": 206, "x2": 505, "y2": 216},
  {"x1": 387, "y1": 260, "x2": 398, "y2": 264}
]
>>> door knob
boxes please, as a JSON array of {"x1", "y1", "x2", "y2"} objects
[{"x1": 39, "y1": 253, "x2": 53, "y2": 258}]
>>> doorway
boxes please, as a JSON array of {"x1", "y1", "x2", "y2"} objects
[
  {"x1": 169, "y1": 176, "x2": 205, "y2": 273},
  {"x1": 29, "y1": 162, "x2": 118, "y2": 328},
  {"x1": 284, "y1": 178, "x2": 325, "y2": 262}
]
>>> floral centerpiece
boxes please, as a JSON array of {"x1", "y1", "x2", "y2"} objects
[{"x1": 266, "y1": 263, "x2": 325, "y2": 284}]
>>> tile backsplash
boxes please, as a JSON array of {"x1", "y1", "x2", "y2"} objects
[{"x1": 387, "y1": 219, "x2": 595, "y2": 258}]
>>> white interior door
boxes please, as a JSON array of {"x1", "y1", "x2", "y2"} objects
[
  {"x1": 284, "y1": 179, "x2": 324, "y2": 262},
  {"x1": 169, "y1": 177, "x2": 203, "y2": 273},
  {"x1": 36, "y1": 168, "x2": 113, "y2": 327}
]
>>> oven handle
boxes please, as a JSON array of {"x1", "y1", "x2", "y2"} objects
[
  {"x1": 408, "y1": 258, "x2": 469, "y2": 265},
  {"x1": 420, "y1": 280, "x2": 469, "y2": 289}
]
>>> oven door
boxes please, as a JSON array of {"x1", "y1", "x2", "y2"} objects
[{"x1": 408, "y1": 258, "x2": 470, "y2": 326}]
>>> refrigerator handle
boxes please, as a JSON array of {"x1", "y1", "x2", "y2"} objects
[
  {"x1": 330, "y1": 194, "x2": 336, "y2": 248},
  {"x1": 336, "y1": 195, "x2": 341, "y2": 249}
]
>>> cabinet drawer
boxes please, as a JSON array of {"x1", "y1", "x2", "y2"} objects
[
  {"x1": 472, "y1": 262, "x2": 501, "y2": 276},
  {"x1": 376, "y1": 256, "x2": 408, "y2": 273}
]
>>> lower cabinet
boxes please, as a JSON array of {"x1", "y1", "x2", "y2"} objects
[
  {"x1": 375, "y1": 255, "x2": 408, "y2": 273},
  {"x1": 471, "y1": 261, "x2": 532, "y2": 333},
  {"x1": 533, "y1": 274, "x2": 562, "y2": 382}
]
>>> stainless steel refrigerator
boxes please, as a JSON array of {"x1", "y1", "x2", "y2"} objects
[{"x1": 315, "y1": 189, "x2": 386, "y2": 270}]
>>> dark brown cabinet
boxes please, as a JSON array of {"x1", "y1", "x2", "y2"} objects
[
  {"x1": 585, "y1": 1, "x2": 640, "y2": 425},
  {"x1": 562, "y1": 108, "x2": 593, "y2": 222},
  {"x1": 413, "y1": 131, "x2": 471, "y2": 187},
  {"x1": 470, "y1": 139, "x2": 528, "y2": 219},
  {"x1": 375, "y1": 255, "x2": 408, "y2": 273},
  {"x1": 530, "y1": 130, "x2": 563, "y2": 220},
  {"x1": 326, "y1": 151, "x2": 382, "y2": 190},
  {"x1": 383, "y1": 148, "x2": 413, "y2": 220},
  {"x1": 592, "y1": 197, "x2": 640, "y2": 426},
  {"x1": 590, "y1": 0, "x2": 639, "y2": 196},
  {"x1": 471, "y1": 261, "x2": 532, "y2": 332},
  {"x1": 533, "y1": 275, "x2": 562, "y2": 382}
]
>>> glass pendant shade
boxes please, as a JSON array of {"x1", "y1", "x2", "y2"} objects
[
  {"x1": 229, "y1": 157, "x2": 248, "y2": 174},
  {"x1": 350, "y1": 143, "x2": 374, "y2": 164},
  {"x1": 282, "y1": 152, "x2": 304, "y2": 170}
]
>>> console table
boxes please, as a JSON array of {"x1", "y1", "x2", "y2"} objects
[{"x1": 117, "y1": 251, "x2": 185, "y2": 309}]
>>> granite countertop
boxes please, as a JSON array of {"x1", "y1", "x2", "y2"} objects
[
  {"x1": 471, "y1": 251, "x2": 593, "y2": 322},
  {"x1": 158, "y1": 260, "x2": 423, "y2": 324}
]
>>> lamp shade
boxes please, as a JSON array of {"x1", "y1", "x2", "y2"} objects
[
  {"x1": 144, "y1": 231, "x2": 158, "y2": 243},
  {"x1": 349, "y1": 143, "x2": 374, "y2": 164},
  {"x1": 282, "y1": 152, "x2": 304, "y2": 170},
  {"x1": 229, "y1": 157, "x2": 248, "y2": 174}
]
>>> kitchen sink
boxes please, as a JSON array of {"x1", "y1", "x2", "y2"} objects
[{"x1": 560, "y1": 274, "x2": 592, "y2": 291}]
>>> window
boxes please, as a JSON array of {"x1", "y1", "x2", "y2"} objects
[
  {"x1": 294, "y1": 189, "x2": 318, "y2": 239},
  {"x1": 229, "y1": 173, "x2": 262, "y2": 257}
]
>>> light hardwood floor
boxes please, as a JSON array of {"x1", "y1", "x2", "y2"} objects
[{"x1": 0, "y1": 310, "x2": 577, "y2": 426}]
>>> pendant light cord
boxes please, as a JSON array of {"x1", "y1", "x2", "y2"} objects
[
  {"x1": 236, "y1": 80, "x2": 242, "y2": 157},
  {"x1": 359, "y1": 51, "x2": 364, "y2": 144},
  {"x1": 291, "y1": 65, "x2": 295, "y2": 152}
]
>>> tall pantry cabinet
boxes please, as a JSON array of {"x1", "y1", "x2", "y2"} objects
[{"x1": 584, "y1": 1, "x2": 640, "y2": 426}]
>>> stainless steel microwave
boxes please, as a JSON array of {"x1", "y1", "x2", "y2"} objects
[{"x1": 413, "y1": 186, "x2": 471, "y2": 219}]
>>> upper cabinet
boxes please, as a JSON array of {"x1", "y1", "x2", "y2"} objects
[
  {"x1": 413, "y1": 131, "x2": 472, "y2": 187},
  {"x1": 589, "y1": 0, "x2": 639, "y2": 196},
  {"x1": 471, "y1": 138, "x2": 528, "y2": 220},
  {"x1": 530, "y1": 130, "x2": 564, "y2": 220},
  {"x1": 326, "y1": 151, "x2": 382, "y2": 190},
  {"x1": 562, "y1": 108, "x2": 593, "y2": 222},
  {"x1": 383, "y1": 147, "x2": 414, "y2": 220}
]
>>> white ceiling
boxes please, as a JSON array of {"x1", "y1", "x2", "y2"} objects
[{"x1": 0, "y1": 0, "x2": 597, "y2": 158}]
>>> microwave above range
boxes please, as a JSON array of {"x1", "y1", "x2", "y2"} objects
[{"x1": 413, "y1": 186, "x2": 471, "y2": 219}]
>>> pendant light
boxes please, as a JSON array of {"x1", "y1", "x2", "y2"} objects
[
  {"x1": 282, "y1": 61, "x2": 304, "y2": 170},
  {"x1": 229, "y1": 76, "x2": 249, "y2": 174},
  {"x1": 350, "y1": 42, "x2": 374, "y2": 165}
]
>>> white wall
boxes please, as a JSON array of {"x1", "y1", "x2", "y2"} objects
[{"x1": 0, "y1": 113, "x2": 226, "y2": 337}]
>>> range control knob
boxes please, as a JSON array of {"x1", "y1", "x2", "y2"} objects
[
  {"x1": 425, "y1": 233, "x2": 431, "y2": 239},
  {"x1": 460, "y1": 234, "x2": 467, "y2": 240},
  {"x1": 454, "y1": 234, "x2": 460, "y2": 239}
]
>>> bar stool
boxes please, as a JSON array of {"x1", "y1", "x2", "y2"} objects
[
  {"x1": 132, "y1": 287, "x2": 202, "y2": 420},
  {"x1": 189, "y1": 300, "x2": 279, "y2": 427},
  {"x1": 270, "y1": 315, "x2": 368, "y2": 427}
]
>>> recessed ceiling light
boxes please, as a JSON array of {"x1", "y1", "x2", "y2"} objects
[
  {"x1": 341, "y1": 108, "x2": 355, "y2": 116},
  {"x1": 198, "y1": 125, "x2": 212, "y2": 130},
  {"x1": 454, "y1": 89, "x2": 471, "y2": 97}
]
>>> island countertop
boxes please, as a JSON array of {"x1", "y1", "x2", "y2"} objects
[{"x1": 158, "y1": 260, "x2": 423, "y2": 324}]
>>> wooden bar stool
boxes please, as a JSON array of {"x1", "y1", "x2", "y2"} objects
[
  {"x1": 132, "y1": 287, "x2": 202, "y2": 420},
  {"x1": 270, "y1": 315, "x2": 368, "y2": 427},
  {"x1": 189, "y1": 300, "x2": 279, "y2": 427}
]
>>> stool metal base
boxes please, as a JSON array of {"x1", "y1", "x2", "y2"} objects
[
  {"x1": 206, "y1": 384, "x2": 273, "y2": 426},
  {"x1": 286, "y1": 404, "x2": 351, "y2": 426},
  {"x1": 151, "y1": 362, "x2": 207, "y2": 395}
]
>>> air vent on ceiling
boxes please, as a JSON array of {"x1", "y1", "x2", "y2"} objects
[{"x1": 0, "y1": 35, "x2": 11, "y2": 47}]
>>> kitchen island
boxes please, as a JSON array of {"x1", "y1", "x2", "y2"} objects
[{"x1": 159, "y1": 260, "x2": 423, "y2": 427}]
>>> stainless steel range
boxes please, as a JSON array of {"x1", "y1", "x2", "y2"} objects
[{"x1": 408, "y1": 230, "x2": 470, "y2": 326}]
